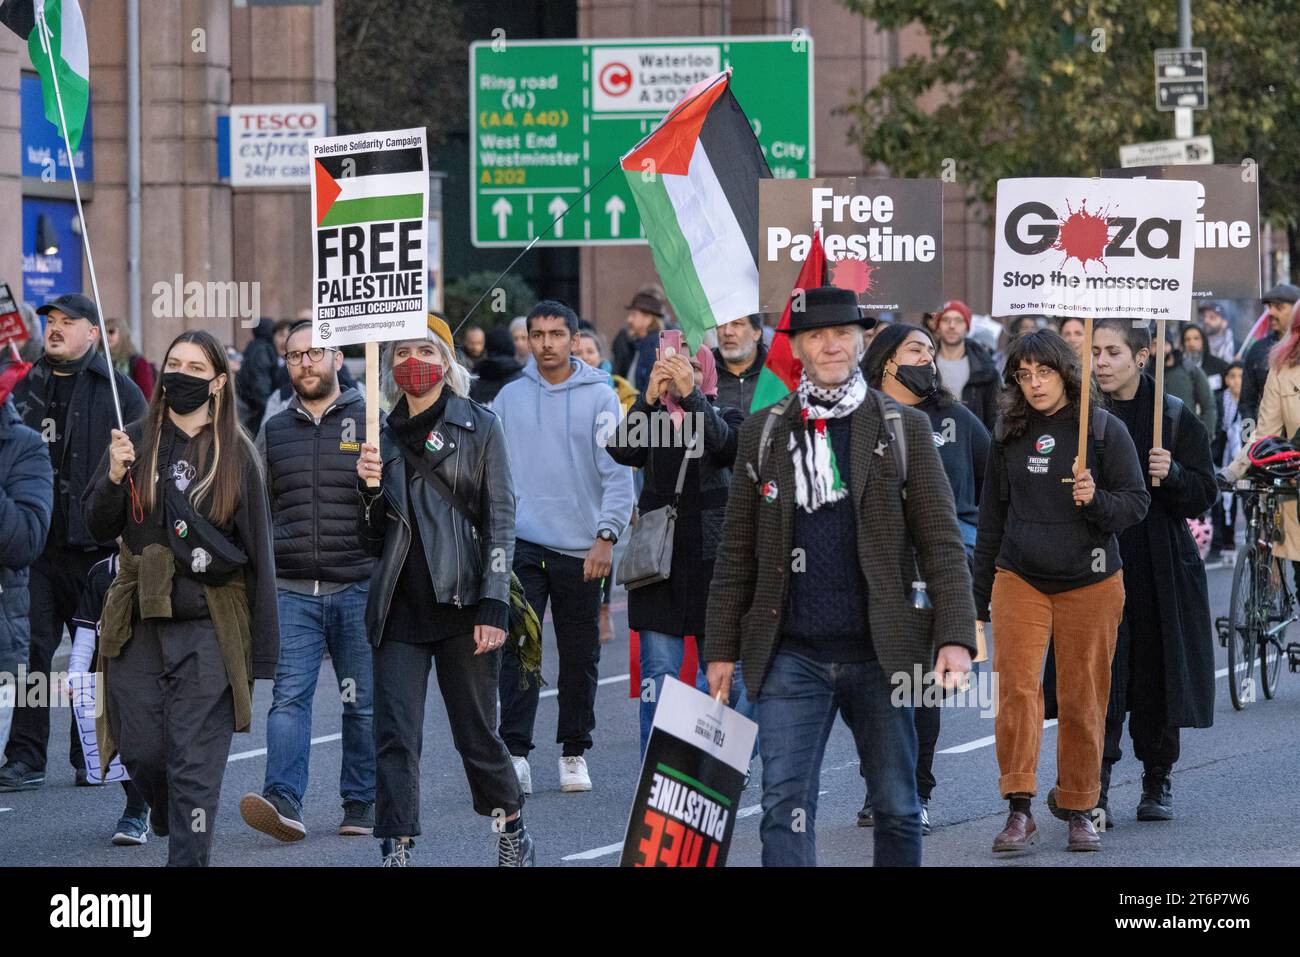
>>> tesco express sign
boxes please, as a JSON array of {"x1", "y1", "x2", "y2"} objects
[{"x1": 229, "y1": 104, "x2": 327, "y2": 187}]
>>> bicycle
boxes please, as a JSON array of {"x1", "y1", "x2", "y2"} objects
[{"x1": 1216, "y1": 467, "x2": 1300, "y2": 710}]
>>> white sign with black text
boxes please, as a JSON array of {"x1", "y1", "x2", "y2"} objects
[{"x1": 992, "y1": 177, "x2": 1199, "y2": 320}]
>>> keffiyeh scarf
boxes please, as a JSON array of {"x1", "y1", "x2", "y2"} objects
[{"x1": 789, "y1": 368, "x2": 868, "y2": 513}]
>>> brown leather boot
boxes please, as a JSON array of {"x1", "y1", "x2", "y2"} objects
[
  {"x1": 992, "y1": 811, "x2": 1037, "y2": 854},
  {"x1": 1067, "y1": 810, "x2": 1102, "y2": 851}
]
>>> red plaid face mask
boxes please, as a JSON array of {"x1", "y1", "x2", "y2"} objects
[{"x1": 393, "y1": 356, "x2": 443, "y2": 397}]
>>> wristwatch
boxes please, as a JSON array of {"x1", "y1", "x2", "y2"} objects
[{"x1": 597, "y1": 528, "x2": 618, "y2": 544}]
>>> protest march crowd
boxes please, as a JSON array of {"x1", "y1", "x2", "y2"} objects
[
  {"x1": 0, "y1": 10, "x2": 1290, "y2": 868},
  {"x1": 2, "y1": 274, "x2": 1296, "y2": 868}
]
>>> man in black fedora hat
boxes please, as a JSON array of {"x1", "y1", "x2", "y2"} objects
[{"x1": 704, "y1": 285, "x2": 976, "y2": 866}]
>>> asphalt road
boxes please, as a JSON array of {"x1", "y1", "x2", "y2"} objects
[{"x1": 2, "y1": 552, "x2": 1298, "y2": 868}]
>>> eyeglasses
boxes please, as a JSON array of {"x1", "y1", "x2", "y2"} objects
[
  {"x1": 1011, "y1": 367, "x2": 1060, "y2": 386},
  {"x1": 285, "y1": 347, "x2": 335, "y2": 366}
]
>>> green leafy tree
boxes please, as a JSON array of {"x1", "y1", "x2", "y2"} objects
[
  {"x1": 442, "y1": 271, "x2": 537, "y2": 331},
  {"x1": 334, "y1": 0, "x2": 468, "y2": 150},
  {"x1": 840, "y1": 0, "x2": 1300, "y2": 268}
]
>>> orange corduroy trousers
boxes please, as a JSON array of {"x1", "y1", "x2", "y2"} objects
[{"x1": 991, "y1": 568, "x2": 1126, "y2": 811}]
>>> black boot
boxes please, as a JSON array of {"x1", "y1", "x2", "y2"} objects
[
  {"x1": 1136, "y1": 766, "x2": 1173, "y2": 821},
  {"x1": 1097, "y1": 759, "x2": 1118, "y2": 816}
]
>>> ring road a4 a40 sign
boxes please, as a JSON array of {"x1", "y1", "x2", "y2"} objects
[{"x1": 470, "y1": 35, "x2": 813, "y2": 247}]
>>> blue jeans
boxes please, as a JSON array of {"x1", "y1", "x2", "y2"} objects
[
  {"x1": 263, "y1": 582, "x2": 375, "y2": 811},
  {"x1": 756, "y1": 651, "x2": 921, "y2": 867},
  {"x1": 638, "y1": 631, "x2": 709, "y2": 755}
]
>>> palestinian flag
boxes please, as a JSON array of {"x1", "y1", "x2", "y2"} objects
[
  {"x1": 749, "y1": 228, "x2": 827, "y2": 412},
  {"x1": 313, "y1": 145, "x2": 426, "y2": 228},
  {"x1": 621, "y1": 70, "x2": 770, "y2": 352},
  {"x1": 1236, "y1": 309, "x2": 1271, "y2": 361},
  {"x1": 0, "y1": 0, "x2": 89, "y2": 151}
]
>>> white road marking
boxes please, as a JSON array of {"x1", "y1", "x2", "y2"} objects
[
  {"x1": 541, "y1": 673, "x2": 628, "y2": 699},
  {"x1": 937, "y1": 667, "x2": 1233, "y2": 755},
  {"x1": 223, "y1": 674, "x2": 634, "y2": 764},
  {"x1": 227, "y1": 733, "x2": 341, "y2": 764},
  {"x1": 939, "y1": 719, "x2": 1057, "y2": 755},
  {"x1": 562, "y1": 791, "x2": 826, "y2": 862}
]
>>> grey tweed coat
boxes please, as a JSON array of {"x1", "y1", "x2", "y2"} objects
[{"x1": 703, "y1": 389, "x2": 977, "y2": 696}]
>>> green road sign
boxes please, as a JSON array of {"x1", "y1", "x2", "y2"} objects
[{"x1": 469, "y1": 35, "x2": 814, "y2": 247}]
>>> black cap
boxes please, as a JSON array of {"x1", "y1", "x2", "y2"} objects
[
  {"x1": 1261, "y1": 283, "x2": 1300, "y2": 305},
  {"x1": 775, "y1": 286, "x2": 876, "y2": 335},
  {"x1": 36, "y1": 293, "x2": 97, "y2": 324}
]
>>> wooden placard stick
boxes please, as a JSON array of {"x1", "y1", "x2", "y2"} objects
[
  {"x1": 1075, "y1": 316, "x2": 1095, "y2": 506},
  {"x1": 365, "y1": 340, "x2": 380, "y2": 490},
  {"x1": 1152, "y1": 317, "x2": 1167, "y2": 487}
]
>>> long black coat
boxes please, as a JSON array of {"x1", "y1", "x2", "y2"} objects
[
  {"x1": 606, "y1": 390, "x2": 743, "y2": 637},
  {"x1": 1046, "y1": 397, "x2": 1218, "y2": 728}
]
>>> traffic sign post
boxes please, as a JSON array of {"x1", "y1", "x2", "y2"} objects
[
  {"x1": 469, "y1": 36, "x2": 814, "y2": 247},
  {"x1": 1155, "y1": 47, "x2": 1207, "y2": 111}
]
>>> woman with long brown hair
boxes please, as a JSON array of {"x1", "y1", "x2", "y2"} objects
[
  {"x1": 104, "y1": 317, "x2": 156, "y2": 398},
  {"x1": 973, "y1": 329, "x2": 1148, "y2": 856},
  {"x1": 82, "y1": 329, "x2": 278, "y2": 867}
]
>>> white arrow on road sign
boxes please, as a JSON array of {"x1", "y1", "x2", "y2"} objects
[
  {"x1": 492, "y1": 197, "x2": 513, "y2": 238},
  {"x1": 605, "y1": 194, "x2": 625, "y2": 237},
  {"x1": 548, "y1": 196, "x2": 569, "y2": 237}
]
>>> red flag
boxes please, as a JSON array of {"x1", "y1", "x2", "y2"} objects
[{"x1": 749, "y1": 228, "x2": 827, "y2": 412}]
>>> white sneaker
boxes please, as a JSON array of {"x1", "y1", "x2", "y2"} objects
[
  {"x1": 559, "y1": 756, "x2": 592, "y2": 792},
  {"x1": 511, "y1": 756, "x2": 532, "y2": 795}
]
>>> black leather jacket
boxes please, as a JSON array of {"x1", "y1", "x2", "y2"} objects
[{"x1": 358, "y1": 393, "x2": 515, "y2": 645}]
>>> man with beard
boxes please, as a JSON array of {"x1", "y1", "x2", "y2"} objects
[
  {"x1": 240, "y1": 319, "x2": 377, "y2": 841},
  {"x1": 712, "y1": 313, "x2": 768, "y2": 415},
  {"x1": 0, "y1": 294, "x2": 146, "y2": 792}
]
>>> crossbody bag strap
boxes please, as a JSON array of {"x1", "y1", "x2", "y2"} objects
[
  {"x1": 670, "y1": 435, "x2": 696, "y2": 504},
  {"x1": 384, "y1": 422, "x2": 480, "y2": 530}
]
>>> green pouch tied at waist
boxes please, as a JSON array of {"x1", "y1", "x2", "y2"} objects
[{"x1": 506, "y1": 571, "x2": 545, "y2": 691}]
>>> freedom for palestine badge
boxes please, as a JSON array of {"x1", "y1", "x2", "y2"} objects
[
  {"x1": 425, "y1": 430, "x2": 444, "y2": 453},
  {"x1": 173, "y1": 520, "x2": 189, "y2": 539},
  {"x1": 761, "y1": 480, "x2": 778, "y2": 503}
]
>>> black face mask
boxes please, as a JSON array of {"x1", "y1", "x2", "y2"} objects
[
  {"x1": 162, "y1": 371, "x2": 214, "y2": 414},
  {"x1": 892, "y1": 361, "x2": 938, "y2": 399}
]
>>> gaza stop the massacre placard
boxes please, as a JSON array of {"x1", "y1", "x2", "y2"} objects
[{"x1": 991, "y1": 177, "x2": 1199, "y2": 320}]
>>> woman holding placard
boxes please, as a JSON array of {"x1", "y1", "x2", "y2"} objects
[{"x1": 973, "y1": 329, "x2": 1148, "y2": 856}]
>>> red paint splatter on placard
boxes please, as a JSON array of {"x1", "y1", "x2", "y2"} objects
[
  {"x1": 830, "y1": 255, "x2": 877, "y2": 294},
  {"x1": 1052, "y1": 201, "x2": 1113, "y2": 272}
]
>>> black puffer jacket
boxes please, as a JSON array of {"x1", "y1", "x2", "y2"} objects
[{"x1": 260, "y1": 388, "x2": 374, "y2": 584}]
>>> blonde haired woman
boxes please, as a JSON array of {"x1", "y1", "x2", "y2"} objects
[{"x1": 356, "y1": 314, "x2": 533, "y2": 866}]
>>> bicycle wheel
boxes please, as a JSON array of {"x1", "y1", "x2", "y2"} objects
[
  {"x1": 1227, "y1": 547, "x2": 1257, "y2": 710},
  {"x1": 1260, "y1": 555, "x2": 1287, "y2": 699}
]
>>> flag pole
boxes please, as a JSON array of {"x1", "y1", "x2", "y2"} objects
[
  {"x1": 36, "y1": 6, "x2": 125, "y2": 432},
  {"x1": 454, "y1": 69, "x2": 737, "y2": 338}
]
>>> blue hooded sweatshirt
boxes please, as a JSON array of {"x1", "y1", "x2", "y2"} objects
[{"x1": 493, "y1": 356, "x2": 634, "y2": 558}]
